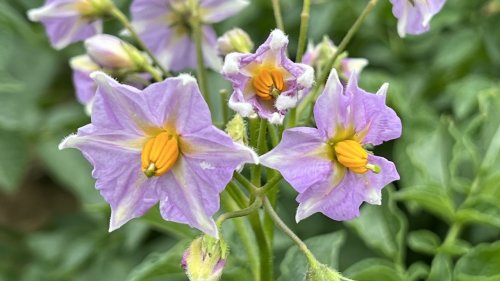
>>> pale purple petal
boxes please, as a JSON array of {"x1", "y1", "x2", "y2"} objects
[
  {"x1": 364, "y1": 155, "x2": 400, "y2": 204},
  {"x1": 201, "y1": 0, "x2": 249, "y2": 23},
  {"x1": 28, "y1": 0, "x2": 101, "y2": 49},
  {"x1": 70, "y1": 55, "x2": 99, "y2": 108},
  {"x1": 143, "y1": 74, "x2": 212, "y2": 135},
  {"x1": 390, "y1": 0, "x2": 446, "y2": 37},
  {"x1": 313, "y1": 70, "x2": 350, "y2": 139},
  {"x1": 260, "y1": 127, "x2": 332, "y2": 193},
  {"x1": 58, "y1": 125, "x2": 156, "y2": 231},
  {"x1": 341, "y1": 58, "x2": 368, "y2": 80},
  {"x1": 90, "y1": 72, "x2": 153, "y2": 134},
  {"x1": 346, "y1": 73, "x2": 402, "y2": 145},
  {"x1": 158, "y1": 157, "x2": 219, "y2": 237}
]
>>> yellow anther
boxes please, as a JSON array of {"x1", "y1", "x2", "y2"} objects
[
  {"x1": 252, "y1": 68, "x2": 286, "y2": 101},
  {"x1": 141, "y1": 131, "x2": 179, "y2": 177},
  {"x1": 334, "y1": 140, "x2": 369, "y2": 174}
]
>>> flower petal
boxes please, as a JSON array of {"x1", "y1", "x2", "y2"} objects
[
  {"x1": 143, "y1": 74, "x2": 213, "y2": 135},
  {"x1": 59, "y1": 125, "x2": 157, "y2": 231},
  {"x1": 313, "y1": 69, "x2": 350, "y2": 139},
  {"x1": 347, "y1": 73, "x2": 402, "y2": 145},
  {"x1": 295, "y1": 155, "x2": 399, "y2": 222},
  {"x1": 260, "y1": 127, "x2": 332, "y2": 193},
  {"x1": 390, "y1": 0, "x2": 446, "y2": 37},
  {"x1": 158, "y1": 157, "x2": 219, "y2": 237},
  {"x1": 90, "y1": 71, "x2": 153, "y2": 134},
  {"x1": 201, "y1": 0, "x2": 249, "y2": 23}
]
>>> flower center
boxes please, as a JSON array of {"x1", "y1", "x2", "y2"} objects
[
  {"x1": 334, "y1": 140, "x2": 380, "y2": 174},
  {"x1": 141, "y1": 131, "x2": 179, "y2": 177},
  {"x1": 252, "y1": 68, "x2": 285, "y2": 101}
]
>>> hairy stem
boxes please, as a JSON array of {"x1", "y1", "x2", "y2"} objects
[
  {"x1": 295, "y1": 0, "x2": 311, "y2": 63},
  {"x1": 109, "y1": 7, "x2": 170, "y2": 78},
  {"x1": 263, "y1": 197, "x2": 316, "y2": 264},
  {"x1": 217, "y1": 197, "x2": 262, "y2": 227}
]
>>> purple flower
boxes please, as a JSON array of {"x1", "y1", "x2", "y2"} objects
[
  {"x1": 59, "y1": 72, "x2": 257, "y2": 237},
  {"x1": 27, "y1": 0, "x2": 109, "y2": 49},
  {"x1": 222, "y1": 29, "x2": 314, "y2": 124},
  {"x1": 390, "y1": 0, "x2": 446, "y2": 37},
  {"x1": 302, "y1": 37, "x2": 368, "y2": 80},
  {"x1": 260, "y1": 69, "x2": 401, "y2": 222},
  {"x1": 130, "y1": 0, "x2": 249, "y2": 71},
  {"x1": 85, "y1": 34, "x2": 145, "y2": 69}
]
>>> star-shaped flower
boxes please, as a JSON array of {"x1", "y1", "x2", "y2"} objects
[
  {"x1": 130, "y1": 0, "x2": 249, "y2": 71},
  {"x1": 222, "y1": 29, "x2": 314, "y2": 124},
  {"x1": 59, "y1": 72, "x2": 257, "y2": 237},
  {"x1": 390, "y1": 0, "x2": 446, "y2": 37},
  {"x1": 260, "y1": 69, "x2": 401, "y2": 222}
]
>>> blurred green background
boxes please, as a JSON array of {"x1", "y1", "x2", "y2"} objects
[{"x1": 1, "y1": 0, "x2": 500, "y2": 280}]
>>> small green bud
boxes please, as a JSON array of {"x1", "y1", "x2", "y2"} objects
[
  {"x1": 182, "y1": 235, "x2": 228, "y2": 281},
  {"x1": 217, "y1": 28, "x2": 254, "y2": 55},
  {"x1": 225, "y1": 114, "x2": 248, "y2": 145}
]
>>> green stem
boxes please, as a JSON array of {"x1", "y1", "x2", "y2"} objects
[
  {"x1": 227, "y1": 181, "x2": 250, "y2": 207},
  {"x1": 248, "y1": 211, "x2": 273, "y2": 281},
  {"x1": 271, "y1": 0, "x2": 285, "y2": 31},
  {"x1": 297, "y1": 0, "x2": 379, "y2": 117},
  {"x1": 267, "y1": 123, "x2": 280, "y2": 146},
  {"x1": 263, "y1": 197, "x2": 316, "y2": 264},
  {"x1": 234, "y1": 172, "x2": 258, "y2": 194},
  {"x1": 220, "y1": 89, "x2": 230, "y2": 123},
  {"x1": 216, "y1": 197, "x2": 262, "y2": 227},
  {"x1": 260, "y1": 174, "x2": 283, "y2": 195},
  {"x1": 251, "y1": 119, "x2": 267, "y2": 186},
  {"x1": 109, "y1": 8, "x2": 170, "y2": 78},
  {"x1": 443, "y1": 222, "x2": 462, "y2": 245},
  {"x1": 141, "y1": 64, "x2": 162, "y2": 82},
  {"x1": 295, "y1": 0, "x2": 311, "y2": 63},
  {"x1": 220, "y1": 192, "x2": 259, "y2": 279},
  {"x1": 189, "y1": 2, "x2": 213, "y2": 110}
]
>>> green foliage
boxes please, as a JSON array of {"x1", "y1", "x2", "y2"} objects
[{"x1": 278, "y1": 232, "x2": 345, "y2": 281}]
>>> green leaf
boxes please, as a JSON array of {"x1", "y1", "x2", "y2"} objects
[
  {"x1": 36, "y1": 134, "x2": 101, "y2": 203},
  {"x1": 344, "y1": 258, "x2": 405, "y2": 281},
  {"x1": 346, "y1": 187, "x2": 407, "y2": 262},
  {"x1": 406, "y1": 262, "x2": 429, "y2": 281},
  {"x1": 439, "y1": 239, "x2": 471, "y2": 257},
  {"x1": 395, "y1": 184, "x2": 455, "y2": 223},
  {"x1": 278, "y1": 231, "x2": 345, "y2": 281},
  {"x1": 444, "y1": 75, "x2": 494, "y2": 120},
  {"x1": 408, "y1": 230, "x2": 441, "y2": 255},
  {"x1": 426, "y1": 253, "x2": 453, "y2": 281},
  {"x1": 0, "y1": 129, "x2": 28, "y2": 192},
  {"x1": 127, "y1": 240, "x2": 190, "y2": 281},
  {"x1": 455, "y1": 242, "x2": 500, "y2": 281}
]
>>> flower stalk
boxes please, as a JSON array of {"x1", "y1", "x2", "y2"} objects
[
  {"x1": 271, "y1": 0, "x2": 285, "y2": 31},
  {"x1": 108, "y1": 7, "x2": 170, "y2": 78}
]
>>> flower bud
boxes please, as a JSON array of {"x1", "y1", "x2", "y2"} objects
[
  {"x1": 217, "y1": 28, "x2": 254, "y2": 55},
  {"x1": 182, "y1": 236, "x2": 228, "y2": 281},
  {"x1": 225, "y1": 114, "x2": 248, "y2": 145},
  {"x1": 84, "y1": 34, "x2": 147, "y2": 70},
  {"x1": 306, "y1": 263, "x2": 342, "y2": 281},
  {"x1": 76, "y1": 0, "x2": 114, "y2": 17}
]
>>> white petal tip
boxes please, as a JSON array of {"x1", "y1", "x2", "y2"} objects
[
  {"x1": 268, "y1": 112, "x2": 284, "y2": 125},
  {"x1": 377, "y1": 83, "x2": 389, "y2": 96},
  {"x1": 269, "y1": 29, "x2": 288, "y2": 51},
  {"x1": 58, "y1": 134, "x2": 76, "y2": 150},
  {"x1": 222, "y1": 53, "x2": 241, "y2": 75},
  {"x1": 89, "y1": 70, "x2": 108, "y2": 81},
  {"x1": 27, "y1": 9, "x2": 41, "y2": 21},
  {"x1": 297, "y1": 65, "x2": 315, "y2": 88},
  {"x1": 228, "y1": 99, "x2": 254, "y2": 117},
  {"x1": 178, "y1": 73, "x2": 197, "y2": 86},
  {"x1": 275, "y1": 95, "x2": 297, "y2": 111}
]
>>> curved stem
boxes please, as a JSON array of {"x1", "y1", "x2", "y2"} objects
[
  {"x1": 260, "y1": 174, "x2": 283, "y2": 195},
  {"x1": 233, "y1": 172, "x2": 258, "y2": 194},
  {"x1": 271, "y1": 0, "x2": 285, "y2": 31},
  {"x1": 263, "y1": 197, "x2": 316, "y2": 264},
  {"x1": 216, "y1": 197, "x2": 262, "y2": 227},
  {"x1": 109, "y1": 8, "x2": 170, "y2": 78},
  {"x1": 297, "y1": 0, "x2": 379, "y2": 117}
]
